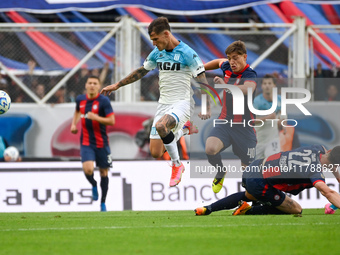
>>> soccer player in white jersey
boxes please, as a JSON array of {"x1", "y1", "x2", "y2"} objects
[
  {"x1": 101, "y1": 17, "x2": 211, "y2": 187},
  {"x1": 253, "y1": 74, "x2": 282, "y2": 160}
]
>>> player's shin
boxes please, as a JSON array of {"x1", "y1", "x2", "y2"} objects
[
  {"x1": 161, "y1": 131, "x2": 180, "y2": 165},
  {"x1": 100, "y1": 176, "x2": 109, "y2": 203},
  {"x1": 207, "y1": 153, "x2": 224, "y2": 179}
]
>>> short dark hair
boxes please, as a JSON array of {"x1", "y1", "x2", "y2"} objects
[
  {"x1": 329, "y1": 146, "x2": 340, "y2": 164},
  {"x1": 225, "y1": 40, "x2": 247, "y2": 55},
  {"x1": 262, "y1": 74, "x2": 276, "y2": 85},
  {"x1": 148, "y1": 17, "x2": 171, "y2": 35},
  {"x1": 87, "y1": 75, "x2": 100, "y2": 84}
]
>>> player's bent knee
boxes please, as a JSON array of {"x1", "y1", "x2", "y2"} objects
[
  {"x1": 150, "y1": 151, "x2": 164, "y2": 158},
  {"x1": 83, "y1": 168, "x2": 93, "y2": 175},
  {"x1": 155, "y1": 122, "x2": 166, "y2": 133},
  {"x1": 292, "y1": 203, "x2": 302, "y2": 214},
  {"x1": 150, "y1": 148, "x2": 164, "y2": 158},
  {"x1": 205, "y1": 146, "x2": 219, "y2": 156},
  {"x1": 99, "y1": 169, "x2": 109, "y2": 177}
]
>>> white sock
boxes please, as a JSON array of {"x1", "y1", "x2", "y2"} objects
[
  {"x1": 175, "y1": 129, "x2": 184, "y2": 141},
  {"x1": 163, "y1": 139, "x2": 181, "y2": 166}
]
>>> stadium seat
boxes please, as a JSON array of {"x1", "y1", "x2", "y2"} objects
[{"x1": 0, "y1": 113, "x2": 33, "y2": 156}]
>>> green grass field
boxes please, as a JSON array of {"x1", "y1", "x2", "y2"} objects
[{"x1": 0, "y1": 209, "x2": 339, "y2": 255}]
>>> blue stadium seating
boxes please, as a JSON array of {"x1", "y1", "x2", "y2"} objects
[{"x1": 0, "y1": 114, "x2": 33, "y2": 156}]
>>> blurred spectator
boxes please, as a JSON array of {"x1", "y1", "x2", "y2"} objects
[
  {"x1": 49, "y1": 86, "x2": 66, "y2": 104},
  {"x1": 35, "y1": 84, "x2": 45, "y2": 99},
  {"x1": 331, "y1": 62, "x2": 339, "y2": 78},
  {"x1": 271, "y1": 71, "x2": 286, "y2": 92},
  {"x1": 0, "y1": 78, "x2": 8, "y2": 92},
  {"x1": 11, "y1": 82, "x2": 27, "y2": 102},
  {"x1": 325, "y1": 84, "x2": 340, "y2": 101},
  {"x1": 66, "y1": 90, "x2": 76, "y2": 102},
  {"x1": 69, "y1": 68, "x2": 89, "y2": 97},
  {"x1": 314, "y1": 63, "x2": 328, "y2": 101},
  {"x1": 22, "y1": 60, "x2": 38, "y2": 89},
  {"x1": 91, "y1": 62, "x2": 110, "y2": 85},
  {"x1": 0, "y1": 73, "x2": 8, "y2": 87},
  {"x1": 68, "y1": 64, "x2": 111, "y2": 99},
  {"x1": 141, "y1": 75, "x2": 160, "y2": 101}
]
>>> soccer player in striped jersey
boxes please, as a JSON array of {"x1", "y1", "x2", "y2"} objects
[
  {"x1": 195, "y1": 145, "x2": 340, "y2": 216},
  {"x1": 101, "y1": 17, "x2": 211, "y2": 187},
  {"x1": 204, "y1": 40, "x2": 257, "y2": 193},
  {"x1": 71, "y1": 76, "x2": 115, "y2": 212}
]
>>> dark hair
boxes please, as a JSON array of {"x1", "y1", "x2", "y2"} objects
[
  {"x1": 148, "y1": 17, "x2": 171, "y2": 35},
  {"x1": 262, "y1": 74, "x2": 276, "y2": 85},
  {"x1": 225, "y1": 40, "x2": 247, "y2": 55},
  {"x1": 87, "y1": 75, "x2": 100, "y2": 84},
  {"x1": 329, "y1": 146, "x2": 340, "y2": 164}
]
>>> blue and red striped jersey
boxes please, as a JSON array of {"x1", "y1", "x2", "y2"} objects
[
  {"x1": 219, "y1": 61, "x2": 257, "y2": 122},
  {"x1": 262, "y1": 145, "x2": 326, "y2": 195},
  {"x1": 76, "y1": 93, "x2": 114, "y2": 148}
]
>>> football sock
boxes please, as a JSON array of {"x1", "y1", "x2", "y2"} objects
[
  {"x1": 85, "y1": 173, "x2": 97, "y2": 187},
  {"x1": 245, "y1": 205, "x2": 288, "y2": 215},
  {"x1": 175, "y1": 129, "x2": 185, "y2": 141},
  {"x1": 206, "y1": 153, "x2": 225, "y2": 179},
  {"x1": 330, "y1": 204, "x2": 338, "y2": 210},
  {"x1": 207, "y1": 192, "x2": 251, "y2": 213},
  {"x1": 161, "y1": 132, "x2": 181, "y2": 166},
  {"x1": 100, "y1": 176, "x2": 109, "y2": 203}
]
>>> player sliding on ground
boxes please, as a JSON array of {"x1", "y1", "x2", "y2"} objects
[
  {"x1": 195, "y1": 145, "x2": 340, "y2": 215},
  {"x1": 101, "y1": 17, "x2": 211, "y2": 187}
]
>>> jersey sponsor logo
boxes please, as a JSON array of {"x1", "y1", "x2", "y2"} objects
[{"x1": 157, "y1": 62, "x2": 180, "y2": 71}]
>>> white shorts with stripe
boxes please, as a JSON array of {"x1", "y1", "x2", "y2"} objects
[{"x1": 149, "y1": 100, "x2": 193, "y2": 139}]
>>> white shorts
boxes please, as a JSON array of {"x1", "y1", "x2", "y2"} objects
[
  {"x1": 149, "y1": 100, "x2": 193, "y2": 139},
  {"x1": 255, "y1": 138, "x2": 281, "y2": 160}
]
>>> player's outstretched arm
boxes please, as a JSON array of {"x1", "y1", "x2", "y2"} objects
[
  {"x1": 315, "y1": 181, "x2": 340, "y2": 208},
  {"x1": 204, "y1": 59, "x2": 227, "y2": 71},
  {"x1": 235, "y1": 81, "x2": 257, "y2": 95},
  {"x1": 330, "y1": 167, "x2": 340, "y2": 183},
  {"x1": 100, "y1": 66, "x2": 149, "y2": 96}
]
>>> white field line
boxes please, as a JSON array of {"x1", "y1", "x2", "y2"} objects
[{"x1": 1, "y1": 222, "x2": 339, "y2": 232}]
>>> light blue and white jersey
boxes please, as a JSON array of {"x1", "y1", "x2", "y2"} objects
[
  {"x1": 253, "y1": 93, "x2": 281, "y2": 114},
  {"x1": 253, "y1": 93, "x2": 282, "y2": 159},
  {"x1": 143, "y1": 41, "x2": 204, "y2": 104}
]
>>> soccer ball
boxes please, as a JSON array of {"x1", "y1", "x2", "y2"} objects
[
  {"x1": 3, "y1": 146, "x2": 19, "y2": 161},
  {"x1": 0, "y1": 90, "x2": 11, "y2": 114}
]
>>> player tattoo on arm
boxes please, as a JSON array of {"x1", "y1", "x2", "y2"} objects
[
  {"x1": 117, "y1": 66, "x2": 149, "y2": 88},
  {"x1": 196, "y1": 72, "x2": 211, "y2": 107}
]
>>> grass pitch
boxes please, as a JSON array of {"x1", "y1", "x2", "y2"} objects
[{"x1": 0, "y1": 209, "x2": 339, "y2": 255}]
